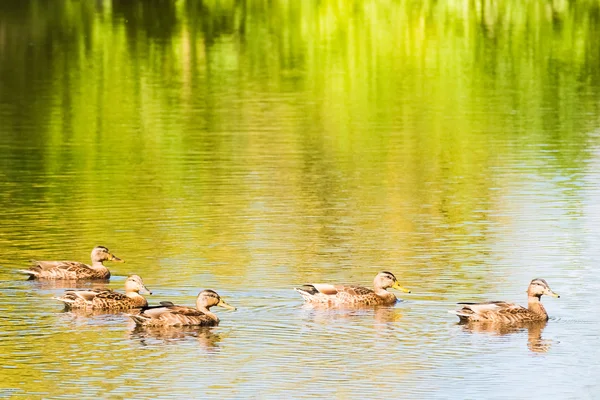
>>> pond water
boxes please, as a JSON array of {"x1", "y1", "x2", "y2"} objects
[{"x1": 1, "y1": 1, "x2": 600, "y2": 398}]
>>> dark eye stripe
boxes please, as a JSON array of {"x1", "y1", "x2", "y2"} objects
[{"x1": 532, "y1": 279, "x2": 549, "y2": 288}]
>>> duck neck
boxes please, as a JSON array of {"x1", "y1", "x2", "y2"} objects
[
  {"x1": 527, "y1": 295, "x2": 548, "y2": 320},
  {"x1": 197, "y1": 305, "x2": 219, "y2": 323},
  {"x1": 90, "y1": 260, "x2": 106, "y2": 268},
  {"x1": 374, "y1": 287, "x2": 397, "y2": 304},
  {"x1": 125, "y1": 291, "x2": 147, "y2": 306}
]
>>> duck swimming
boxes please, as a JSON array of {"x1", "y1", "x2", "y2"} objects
[
  {"x1": 53, "y1": 275, "x2": 151, "y2": 310},
  {"x1": 128, "y1": 290, "x2": 236, "y2": 327},
  {"x1": 295, "y1": 271, "x2": 411, "y2": 306},
  {"x1": 19, "y1": 246, "x2": 123, "y2": 280},
  {"x1": 449, "y1": 278, "x2": 559, "y2": 324}
]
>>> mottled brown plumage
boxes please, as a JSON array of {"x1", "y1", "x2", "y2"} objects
[
  {"x1": 19, "y1": 246, "x2": 124, "y2": 280},
  {"x1": 128, "y1": 290, "x2": 236, "y2": 327},
  {"x1": 54, "y1": 275, "x2": 151, "y2": 310},
  {"x1": 294, "y1": 271, "x2": 411, "y2": 306},
  {"x1": 449, "y1": 278, "x2": 560, "y2": 324}
]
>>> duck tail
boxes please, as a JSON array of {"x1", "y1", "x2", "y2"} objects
[
  {"x1": 17, "y1": 269, "x2": 37, "y2": 278},
  {"x1": 295, "y1": 286, "x2": 323, "y2": 303},
  {"x1": 127, "y1": 314, "x2": 149, "y2": 326},
  {"x1": 17, "y1": 269, "x2": 38, "y2": 276},
  {"x1": 294, "y1": 285, "x2": 319, "y2": 295},
  {"x1": 52, "y1": 296, "x2": 75, "y2": 309},
  {"x1": 447, "y1": 310, "x2": 471, "y2": 323}
]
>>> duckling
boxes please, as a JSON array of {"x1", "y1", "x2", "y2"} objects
[
  {"x1": 449, "y1": 278, "x2": 560, "y2": 323},
  {"x1": 128, "y1": 290, "x2": 236, "y2": 327},
  {"x1": 295, "y1": 271, "x2": 411, "y2": 306},
  {"x1": 19, "y1": 246, "x2": 123, "y2": 280},
  {"x1": 53, "y1": 275, "x2": 151, "y2": 310}
]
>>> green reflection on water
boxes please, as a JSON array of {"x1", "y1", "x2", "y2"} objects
[
  {"x1": 0, "y1": 1, "x2": 598, "y2": 396},
  {"x1": 0, "y1": 1, "x2": 596, "y2": 273},
  {"x1": 0, "y1": 0, "x2": 597, "y2": 285}
]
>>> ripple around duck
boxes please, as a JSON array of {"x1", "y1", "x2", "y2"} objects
[{"x1": 548, "y1": 317, "x2": 598, "y2": 325}]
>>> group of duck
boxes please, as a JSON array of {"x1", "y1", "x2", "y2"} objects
[{"x1": 19, "y1": 245, "x2": 561, "y2": 327}]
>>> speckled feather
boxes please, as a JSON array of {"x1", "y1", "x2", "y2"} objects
[
  {"x1": 130, "y1": 306, "x2": 218, "y2": 327},
  {"x1": 452, "y1": 301, "x2": 548, "y2": 323},
  {"x1": 25, "y1": 261, "x2": 111, "y2": 280},
  {"x1": 295, "y1": 284, "x2": 394, "y2": 305},
  {"x1": 55, "y1": 289, "x2": 147, "y2": 310}
]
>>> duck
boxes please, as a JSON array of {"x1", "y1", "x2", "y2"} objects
[
  {"x1": 53, "y1": 275, "x2": 151, "y2": 310},
  {"x1": 128, "y1": 290, "x2": 236, "y2": 327},
  {"x1": 294, "y1": 271, "x2": 411, "y2": 306},
  {"x1": 449, "y1": 278, "x2": 560, "y2": 324},
  {"x1": 19, "y1": 246, "x2": 124, "y2": 280}
]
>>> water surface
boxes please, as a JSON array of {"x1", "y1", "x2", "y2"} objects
[{"x1": 1, "y1": 1, "x2": 600, "y2": 398}]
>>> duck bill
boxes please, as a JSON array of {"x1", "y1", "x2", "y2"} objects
[
  {"x1": 218, "y1": 299, "x2": 236, "y2": 310},
  {"x1": 110, "y1": 254, "x2": 124, "y2": 263},
  {"x1": 392, "y1": 282, "x2": 411, "y2": 293},
  {"x1": 546, "y1": 290, "x2": 560, "y2": 298},
  {"x1": 139, "y1": 285, "x2": 152, "y2": 295}
]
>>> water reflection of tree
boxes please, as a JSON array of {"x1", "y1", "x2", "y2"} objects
[
  {"x1": 112, "y1": 0, "x2": 178, "y2": 42},
  {"x1": 459, "y1": 321, "x2": 552, "y2": 353},
  {"x1": 1, "y1": 0, "x2": 599, "y2": 284}
]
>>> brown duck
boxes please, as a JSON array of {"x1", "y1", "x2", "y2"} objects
[
  {"x1": 19, "y1": 246, "x2": 123, "y2": 280},
  {"x1": 53, "y1": 275, "x2": 151, "y2": 310},
  {"x1": 449, "y1": 278, "x2": 560, "y2": 323},
  {"x1": 128, "y1": 290, "x2": 236, "y2": 327},
  {"x1": 294, "y1": 271, "x2": 411, "y2": 306}
]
